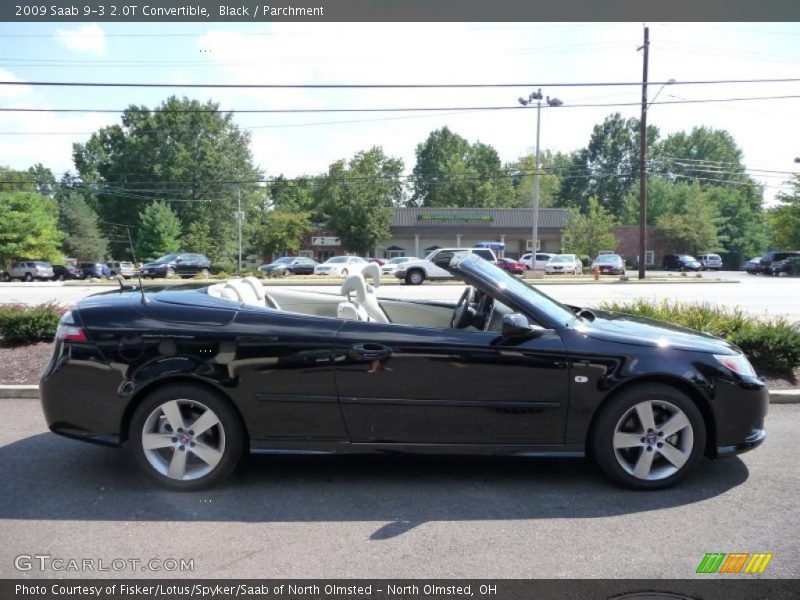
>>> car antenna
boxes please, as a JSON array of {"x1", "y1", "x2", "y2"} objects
[{"x1": 125, "y1": 227, "x2": 148, "y2": 304}]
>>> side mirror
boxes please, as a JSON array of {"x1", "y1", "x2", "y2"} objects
[{"x1": 501, "y1": 313, "x2": 536, "y2": 339}]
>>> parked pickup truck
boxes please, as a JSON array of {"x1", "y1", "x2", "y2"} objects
[
  {"x1": 395, "y1": 247, "x2": 497, "y2": 285},
  {"x1": 1, "y1": 260, "x2": 55, "y2": 282}
]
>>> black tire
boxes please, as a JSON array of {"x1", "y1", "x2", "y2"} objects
[
  {"x1": 129, "y1": 384, "x2": 245, "y2": 491},
  {"x1": 166, "y1": 267, "x2": 176, "y2": 278},
  {"x1": 200, "y1": 268, "x2": 210, "y2": 278},
  {"x1": 24, "y1": 273, "x2": 33, "y2": 282},
  {"x1": 406, "y1": 269, "x2": 425, "y2": 285},
  {"x1": 2, "y1": 273, "x2": 9, "y2": 282},
  {"x1": 590, "y1": 383, "x2": 706, "y2": 490},
  {"x1": 56, "y1": 274, "x2": 65, "y2": 282}
]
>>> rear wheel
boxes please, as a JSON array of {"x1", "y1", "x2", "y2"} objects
[
  {"x1": 130, "y1": 384, "x2": 244, "y2": 491},
  {"x1": 200, "y1": 268, "x2": 210, "y2": 278},
  {"x1": 24, "y1": 273, "x2": 33, "y2": 282},
  {"x1": 406, "y1": 269, "x2": 425, "y2": 285},
  {"x1": 166, "y1": 267, "x2": 176, "y2": 278},
  {"x1": 590, "y1": 384, "x2": 705, "y2": 490}
]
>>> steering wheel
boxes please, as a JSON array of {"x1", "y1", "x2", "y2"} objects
[{"x1": 451, "y1": 286, "x2": 476, "y2": 329}]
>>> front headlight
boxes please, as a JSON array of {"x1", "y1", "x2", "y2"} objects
[{"x1": 714, "y1": 353, "x2": 756, "y2": 377}]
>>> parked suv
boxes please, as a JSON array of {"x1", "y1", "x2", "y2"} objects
[
  {"x1": 395, "y1": 247, "x2": 497, "y2": 285},
  {"x1": 52, "y1": 264, "x2": 83, "y2": 281},
  {"x1": 520, "y1": 252, "x2": 556, "y2": 271},
  {"x1": 663, "y1": 254, "x2": 702, "y2": 272},
  {"x1": 107, "y1": 261, "x2": 135, "y2": 279},
  {"x1": 141, "y1": 253, "x2": 211, "y2": 279},
  {"x1": 758, "y1": 251, "x2": 800, "y2": 276},
  {"x1": 2, "y1": 260, "x2": 54, "y2": 282},
  {"x1": 698, "y1": 254, "x2": 723, "y2": 270},
  {"x1": 78, "y1": 262, "x2": 112, "y2": 279}
]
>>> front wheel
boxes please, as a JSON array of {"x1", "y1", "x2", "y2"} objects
[
  {"x1": 166, "y1": 267, "x2": 176, "y2": 278},
  {"x1": 590, "y1": 384, "x2": 705, "y2": 490},
  {"x1": 200, "y1": 268, "x2": 210, "y2": 278},
  {"x1": 24, "y1": 273, "x2": 33, "y2": 282},
  {"x1": 129, "y1": 384, "x2": 244, "y2": 491}
]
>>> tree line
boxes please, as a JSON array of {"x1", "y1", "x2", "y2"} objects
[{"x1": 1, "y1": 95, "x2": 797, "y2": 269}]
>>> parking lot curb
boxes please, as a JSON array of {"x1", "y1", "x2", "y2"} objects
[
  {"x1": 0, "y1": 385, "x2": 38, "y2": 399},
  {"x1": 1, "y1": 384, "x2": 797, "y2": 403}
]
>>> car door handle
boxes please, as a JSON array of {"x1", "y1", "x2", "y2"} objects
[{"x1": 349, "y1": 343, "x2": 392, "y2": 361}]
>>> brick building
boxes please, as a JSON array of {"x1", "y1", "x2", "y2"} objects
[{"x1": 612, "y1": 225, "x2": 672, "y2": 266}]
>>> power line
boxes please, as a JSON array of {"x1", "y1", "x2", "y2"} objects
[
  {"x1": 2, "y1": 77, "x2": 800, "y2": 89},
  {"x1": 1, "y1": 94, "x2": 799, "y2": 115}
]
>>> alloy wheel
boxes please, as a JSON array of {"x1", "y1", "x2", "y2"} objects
[
  {"x1": 612, "y1": 399, "x2": 694, "y2": 481},
  {"x1": 141, "y1": 399, "x2": 226, "y2": 481}
]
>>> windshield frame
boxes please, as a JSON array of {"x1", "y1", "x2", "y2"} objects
[{"x1": 449, "y1": 253, "x2": 578, "y2": 329}]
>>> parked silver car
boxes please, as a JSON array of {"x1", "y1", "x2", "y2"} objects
[
  {"x1": 698, "y1": 254, "x2": 723, "y2": 271},
  {"x1": 2, "y1": 260, "x2": 54, "y2": 282},
  {"x1": 107, "y1": 261, "x2": 136, "y2": 279}
]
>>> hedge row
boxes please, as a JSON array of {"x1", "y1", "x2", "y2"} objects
[
  {"x1": 0, "y1": 302, "x2": 65, "y2": 346},
  {"x1": 599, "y1": 299, "x2": 800, "y2": 374}
]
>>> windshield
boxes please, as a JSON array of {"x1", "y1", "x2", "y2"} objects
[
  {"x1": 596, "y1": 255, "x2": 620, "y2": 263},
  {"x1": 273, "y1": 257, "x2": 293, "y2": 265},
  {"x1": 326, "y1": 257, "x2": 347, "y2": 264},
  {"x1": 551, "y1": 255, "x2": 575, "y2": 263},
  {"x1": 154, "y1": 254, "x2": 177, "y2": 263},
  {"x1": 681, "y1": 255, "x2": 698, "y2": 262},
  {"x1": 463, "y1": 255, "x2": 577, "y2": 327}
]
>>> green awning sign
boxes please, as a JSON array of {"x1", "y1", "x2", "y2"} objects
[{"x1": 417, "y1": 214, "x2": 493, "y2": 223}]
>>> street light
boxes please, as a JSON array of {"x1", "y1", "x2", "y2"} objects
[
  {"x1": 649, "y1": 78, "x2": 676, "y2": 106},
  {"x1": 518, "y1": 89, "x2": 563, "y2": 258}
]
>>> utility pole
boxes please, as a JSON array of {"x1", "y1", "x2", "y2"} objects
[
  {"x1": 237, "y1": 187, "x2": 242, "y2": 275},
  {"x1": 638, "y1": 26, "x2": 649, "y2": 280},
  {"x1": 533, "y1": 89, "x2": 543, "y2": 258}
]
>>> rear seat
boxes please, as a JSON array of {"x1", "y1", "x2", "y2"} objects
[{"x1": 207, "y1": 278, "x2": 279, "y2": 309}]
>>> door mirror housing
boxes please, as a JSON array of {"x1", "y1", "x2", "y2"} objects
[{"x1": 501, "y1": 313, "x2": 536, "y2": 339}]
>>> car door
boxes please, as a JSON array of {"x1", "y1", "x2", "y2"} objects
[{"x1": 334, "y1": 320, "x2": 568, "y2": 444}]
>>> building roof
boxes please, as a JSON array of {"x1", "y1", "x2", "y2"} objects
[{"x1": 392, "y1": 207, "x2": 570, "y2": 229}]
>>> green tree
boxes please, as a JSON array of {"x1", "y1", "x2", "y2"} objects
[
  {"x1": 559, "y1": 113, "x2": 659, "y2": 216},
  {"x1": 410, "y1": 127, "x2": 514, "y2": 207},
  {"x1": 507, "y1": 150, "x2": 570, "y2": 209},
  {"x1": 655, "y1": 194, "x2": 725, "y2": 256},
  {"x1": 563, "y1": 197, "x2": 618, "y2": 259},
  {"x1": 254, "y1": 211, "x2": 314, "y2": 256},
  {"x1": 767, "y1": 175, "x2": 800, "y2": 250},
  {"x1": 58, "y1": 191, "x2": 108, "y2": 261},
  {"x1": 0, "y1": 191, "x2": 63, "y2": 264},
  {"x1": 269, "y1": 174, "x2": 323, "y2": 217},
  {"x1": 136, "y1": 201, "x2": 182, "y2": 260},
  {"x1": 320, "y1": 147, "x2": 403, "y2": 253},
  {"x1": 73, "y1": 96, "x2": 264, "y2": 260}
]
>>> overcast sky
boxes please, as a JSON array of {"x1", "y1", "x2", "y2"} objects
[{"x1": 0, "y1": 21, "x2": 798, "y2": 205}]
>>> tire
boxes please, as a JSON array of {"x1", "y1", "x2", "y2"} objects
[
  {"x1": 200, "y1": 268, "x2": 210, "y2": 278},
  {"x1": 406, "y1": 269, "x2": 425, "y2": 285},
  {"x1": 129, "y1": 384, "x2": 245, "y2": 491},
  {"x1": 56, "y1": 274, "x2": 65, "y2": 282},
  {"x1": 166, "y1": 267, "x2": 176, "y2": 278},
  {"x1": 2, "y1": 273, "x2": 9, "y2": 282},
  {"x1": 590, "y1": 383, "x2": 706, "y2": 490},
  {"x1": 24, "y1": 273, "x2": 33, "y2": 282}
]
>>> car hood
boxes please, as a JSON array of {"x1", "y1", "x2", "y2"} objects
[{"x1": 574, "y1": 309, "x2": 739, "y2": 354}]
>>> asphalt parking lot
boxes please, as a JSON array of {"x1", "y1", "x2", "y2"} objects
[{"x1": 0, "y1": 398, "x2": 797, "y2": 579}]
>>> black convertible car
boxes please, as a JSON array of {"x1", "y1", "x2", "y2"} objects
[{"x1": 40, "y1": 253, "x2": 767, "y2": 491}]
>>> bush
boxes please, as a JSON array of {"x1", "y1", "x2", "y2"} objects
[
  {"x1": 0, "y1": 302, "x2": 64, "y2": 346},
  {"x1": 211, "y1": 261, "x2": 236, "y2": 275},
  {"x1": 598, "y1": 299, "x2": 800, "y2": 374}
]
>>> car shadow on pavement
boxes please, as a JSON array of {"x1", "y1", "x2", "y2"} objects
[{"x1": 0, "y1": 433, "x2": 749, "y2": 539}]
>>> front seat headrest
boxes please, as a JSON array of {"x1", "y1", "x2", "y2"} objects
[{"x1": 361, "y1": 263, "x2": 380, "y2": 288}]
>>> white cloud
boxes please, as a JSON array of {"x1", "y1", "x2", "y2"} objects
[
  {"x1": 55, "y1": 24, "x2": 106, "y2": 54},
  {"x1": 0, "y1": 68, "x2": 32, "y2": 98}
]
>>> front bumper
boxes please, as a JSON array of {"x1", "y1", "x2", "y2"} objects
[{"x1": 716, "y1": 428, "x2": 766, "y2": 458}]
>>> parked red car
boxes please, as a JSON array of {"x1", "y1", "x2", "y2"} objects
[
  {"x1": 367, "y1": 257, "x2": 386, "y2": 266},
  {"x1": 497, "y1": 257, "x2": 525, "y2": 275}
]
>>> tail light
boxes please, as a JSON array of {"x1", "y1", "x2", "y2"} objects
[{"x1": 56, "y1": 311, "x2": 87, "y2": 342}]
